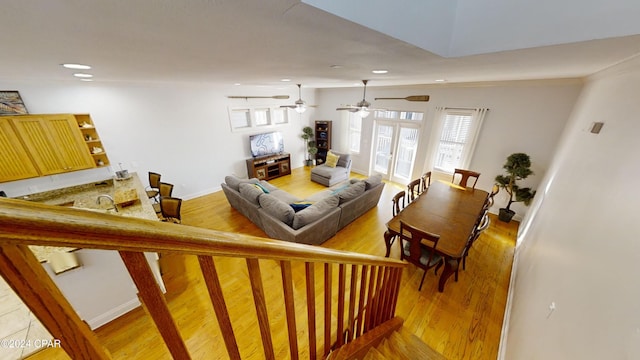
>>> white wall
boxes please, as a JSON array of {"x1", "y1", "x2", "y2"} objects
[
  {"x1": 502, "y1": 56, "x2": 640, "y2": 359},
  {"x1": 2, "y1": 79, "x2": 581, "y2": 222},
  {"x1": 316, "y1": 80, "x2": 581, "y2": 219},
  {"x1": 1, "y1": 80, "x2": 317, "y2": 199}
]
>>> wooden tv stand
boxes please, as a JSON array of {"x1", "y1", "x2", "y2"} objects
[{"x1": 246, "y1": 153, "x2": 291, "y2": 180}]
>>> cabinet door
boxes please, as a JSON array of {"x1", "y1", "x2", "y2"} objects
[
  {"x1": 11, "y1": 115, "x2": 95, "y2": 175},
  {"x1": 0, "y1": 118, "x2": 40, "y2": 182}
]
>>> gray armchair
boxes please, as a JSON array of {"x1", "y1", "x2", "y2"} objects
[{"x1": 310, "y1": 151, "x2": 352, "y2": 186}]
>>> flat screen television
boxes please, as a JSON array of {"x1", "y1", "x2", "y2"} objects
[{"x1": 249, "y1": 131, "x2": 284, "y2": 157}]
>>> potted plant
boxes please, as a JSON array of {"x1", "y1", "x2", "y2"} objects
[
  {"x1": 494, "y1": 152, "x2": 537, "y2": 222},
  {"x1": 301, "y1": 126, "x2": 317, "y2": 166}
]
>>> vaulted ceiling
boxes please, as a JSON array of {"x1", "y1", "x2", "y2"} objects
[{"x1": 3, "y1": 0, "x2": 640, "y2": 88}]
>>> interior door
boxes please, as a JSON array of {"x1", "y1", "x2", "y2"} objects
[{"x1": 372, "y1": 121, "x2": 420, "y2": 184}]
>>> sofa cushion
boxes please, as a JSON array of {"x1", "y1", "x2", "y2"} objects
[
  {"x1": 338, "y1": 181, "x2": 366, "y2": 204},
  {"x1": 312, "y1": 165, "x2": 347, "y2": 179},
  {"x1": 292, "y1": 195, "x2": 339, "y2": 230},
  {"x1": 364, "y1": 174, "x2": 383, "y2": 190},
  {"x1": 225, "y1": 175, "x2": 259, "y2": 192},
  {"x1": 269, "y1": 189, "x2": 300, "y2": 204},
  {"x1": 326, "y1": 152, "x2": 340, "y2": 168},
  {"x1": 239, "y1": 182, "x2": 264, "y2": 205},
  {"x1": 259, "y1": 194, "x2": 295, "y2": 226}
]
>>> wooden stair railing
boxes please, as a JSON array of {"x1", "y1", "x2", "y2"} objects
[{"x1": 0, "y1": 198, "x2": 406, "y2": 359}]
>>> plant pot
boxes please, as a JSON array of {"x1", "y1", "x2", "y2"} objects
[
  {"x1": 498, "y1": 208, "x2": 516, "y2": 223},
  {"x1": 305, "y1": 159, "x2": 314, "y2": 167}
]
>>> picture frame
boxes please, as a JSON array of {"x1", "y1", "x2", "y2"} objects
[{"x1": 0, "y1": 90, "x2": 29, "y2": 115}]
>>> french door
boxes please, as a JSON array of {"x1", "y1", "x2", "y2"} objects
[{"x1": 372, "y1": 121, "x2": 421, "y2": 184}]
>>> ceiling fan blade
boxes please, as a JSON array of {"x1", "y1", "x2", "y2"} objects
[
  {"x1": 227, "y1": 95, "x2": 290, "y2": 99},
  {"x1": 336, "y1": 107, "x2": 359, "y2": 112},
  {"x1": 374, "y1": 95, "x2": 430, "y2": 102},
  {"x1": 280, "y1": 105, "x2": 296, "y2": 109}
]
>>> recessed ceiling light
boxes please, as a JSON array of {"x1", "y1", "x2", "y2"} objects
[
  {"x1": 372, "y1": 69, "x2": 388, "y2": 74},
  {"x1": 435, "y1": 79, "x2": 446, "y2": 82},
  {"x1": 281, "y1": 78, "x2": 291, "y2": 82},
  {"x1": 62, "y1": 63, "x2": 91, "y2": 70},
  {"x1": 233, "y1": 83, "x2": 241, "y2": 86},
  {"x1": 73, "y1": 73, "x2": 93, "y2": 78},
  {"x1": 80, "y1": 79, "x2": 94, "y2": 82},
  {"x1": 330, "y1": 65, "x2": 342, "y2": 69}
]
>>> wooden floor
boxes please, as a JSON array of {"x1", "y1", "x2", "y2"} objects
[{"x1": 27, "y1": 167, "x2": 516, "y2": 360}]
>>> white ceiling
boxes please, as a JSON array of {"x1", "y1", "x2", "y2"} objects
[{"x1": 3, "y1": 0, "x2": 640, "y2": 88}]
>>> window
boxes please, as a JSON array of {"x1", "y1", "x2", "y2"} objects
[
  {"x1": 348, "y1": 113, "x2": 362, "y2": 153},
  {"x1": 433, "y1": 108, "x2": 487, "y2": 173},
  {"x1": 228, "y1": 106, "x2": 288, "y2": 131}
]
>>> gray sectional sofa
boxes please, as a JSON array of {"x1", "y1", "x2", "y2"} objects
[{"x1": 221, "y1": 174, "x2": 384, "y2": 245}]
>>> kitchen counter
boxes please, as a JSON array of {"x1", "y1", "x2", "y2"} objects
[
  {"x1": 13, "y1": 172, "x2": 166, "y2": 329},
  {"x1": 17, "y1": 173, "x2": 157, "y2": 263}
]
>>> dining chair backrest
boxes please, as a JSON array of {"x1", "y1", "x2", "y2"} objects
[
  {"x1": 392, "y1": 190, "x2": 406, "y2": 217},
  {"x1": 399, "y1": 221, "x2": 440, "y2": 266},
  {"x1": 146, "y1": 172, "x2": 162, "y2": 201},
  {"x1": 148, "y1": 172, "x2": 161, "y2": 189},
  {"x1": 158, "y1": 182, "x2": 174, "y2": 198},
  {"x1": 452, "y1": 168, "x2": 480, "y2": 189},
  {"x1": 161, "y1": 197, "x2": 182, "y2": 224},
  {"x1": 487, "y1": 184, "x2": 499, "y2": 207},
  {"x1": 407, "y1": 179, "x2": 421, "y2": 203},
  {"x1": 420, "y1": 171, "x2": 432, "y2": 193}
]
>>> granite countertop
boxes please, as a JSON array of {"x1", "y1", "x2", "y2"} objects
[{"x1": 17, "y1": 173, "x2": 158, "y2": 263}]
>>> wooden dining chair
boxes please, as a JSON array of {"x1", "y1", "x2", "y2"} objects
[
  {"x1": 461, "y1": 210, "x2": 491, "y2": 272},
  {"x1": 146, "y1": 172, "x2": 162, "y2": 202},
  {"x1": 160, "y1": 197, "x2": 182, "y2": 224},
  {"x1": 452, "y1": 168, "x2": 480, "y2": 189},
  {"x1": 420, "y1": 171, "x2": 432, "y2": 194},
  {"x1": 153, "y1": 182, "x2": 175, "y2": 214},
  {"x1": 399, "y1": 221, "x2": 443, "y2": 291},
  {"x1": 407, "y1": 179, "x2": 422, "y2": 203},
  {"x1": 392, "y1": 190, "x2": 406, "y2": 217}
]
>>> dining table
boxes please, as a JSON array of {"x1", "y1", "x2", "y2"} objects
[{"x1": 384, "y1": 180, "x2": 489, "y2": 292}]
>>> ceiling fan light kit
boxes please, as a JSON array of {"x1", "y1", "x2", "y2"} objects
[
  {"x1": 281, "y1": 84, "x2": 308, "y2": 113},
  {"x1": 336, "y1": 80, "x2": 377, "y2": 118}
]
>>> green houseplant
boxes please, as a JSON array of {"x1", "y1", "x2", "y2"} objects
[
  {"x1": 301, "y1": 126, "x2": 317, "y2": 166},
  {"x1": 494, "y1": 152, "x2": 537, "y2": 222}
]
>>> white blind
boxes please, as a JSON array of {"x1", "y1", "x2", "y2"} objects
[{"x1": 434, "y1": 113, "x2": 473, "y2": 172}]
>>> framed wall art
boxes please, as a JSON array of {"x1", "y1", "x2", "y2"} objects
[{"x1": 0, "y1": 91, "x2": 29, "y2": 115}]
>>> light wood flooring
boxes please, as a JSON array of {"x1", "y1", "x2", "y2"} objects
[{"x1": 26, "y1": 167, "x2": 516, "y2": 360}]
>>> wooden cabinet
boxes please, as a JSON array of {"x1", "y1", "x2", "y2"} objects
[
  {"x1": 0, "y1": 114, "x2": 110, "y2": 183},
  {"x1": 315, "y1": 120, "x2": 332, "y2": 165},
  {"x1": 246, "y1": 153, "x2": 291, "y2": 181},
  {"x1": 0, "y1": 118, "x2": 40, "y2": 182}
]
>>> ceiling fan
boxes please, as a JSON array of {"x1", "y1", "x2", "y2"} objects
[
  {"x1": 227, "y1": 95, "x2": 290, "y2": 100},
  {"x1": 281, "y1": 84, "x2": 312, "y2": 113},
  {"x1": 336, "y1": 80, "x2": 382, "y2": 118}
]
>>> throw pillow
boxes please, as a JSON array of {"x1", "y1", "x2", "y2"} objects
[
  {"x1": 292, "y1": 195, "x2": 339, "y2": 230},
  {"x1": 239, "y1": 182, "x2": 264, "y2": 205},
  {"x1": 338, "y1": 181, "x2": 366, "y2": 204},
  {"x1": 290, "y1": 201, "x2": 314, "y2": 212},
  {"x1": 259, "y1": 194, "x2": 295, "y2": 226},
  {"x1": 325, "y1": 152, "x2": 340, "y2": 168},
  {"x1": 252, "y1": 183, "x2": 270, "y2": 193},
  {"x1": 334, "y1": 152, "x2": 351, "y2": 168}
]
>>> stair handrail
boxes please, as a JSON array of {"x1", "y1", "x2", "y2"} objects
[{"x1": 0, "y1": 197, "x2": 405, "y2": 359}]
